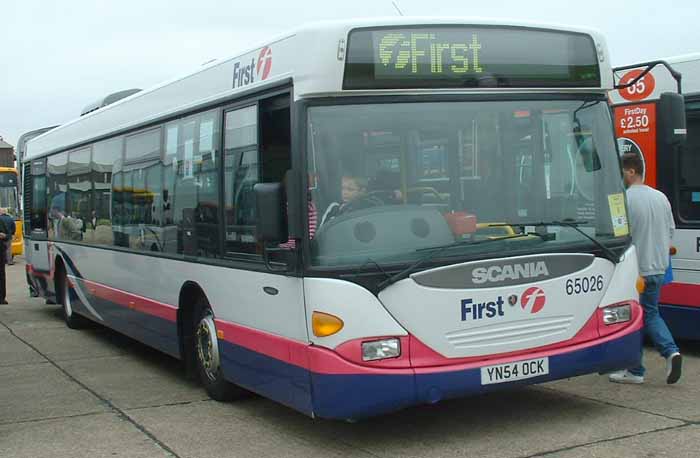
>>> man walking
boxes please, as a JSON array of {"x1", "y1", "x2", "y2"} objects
[
  {"x1": 609, "y1": 153, "x2": 682, "y2": 385},
  {"x1": 0, "y1": 208, "x2": 10, "y2": 304},
  {"x1": 0, "y1": 208, "x2": 15, "y2": 265}
]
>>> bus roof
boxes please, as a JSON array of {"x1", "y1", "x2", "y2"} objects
[
  {"x1": 17, "y1": 126, "x2": 60, "y2": 163},
  {"x1": 25, "y1": 17, "x2": 612, "y2": 161}
]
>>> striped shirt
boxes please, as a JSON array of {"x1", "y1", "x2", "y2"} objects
[{"x1": 279, "y1": 201, "x2": 317, "y2": 249}]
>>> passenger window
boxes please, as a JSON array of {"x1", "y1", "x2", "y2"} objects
[
  {"x1": 122, "y1": 128, "x2": 162, "y2": 251},
  {"x1": 224, "y1": 105, "x2": 259, "y2": 257},
  {"x1": 166, "y1": 110, "x2": 221, "y2": 257},
  {"x1": 47, "y1": 152, "x2": 68, "y2": 240},
  {"x1": 162, "y1": 123, "x2": 178, "y2": 252},
  {"x1": 92, "y1": 137, "x2": 123, "y2": 247},
  {"x1": 66, "y1": 148, "x2": 91, "y2": 241}
]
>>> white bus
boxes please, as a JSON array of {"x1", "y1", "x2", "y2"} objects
[
  {"x1": 24, "y1": 18, "x2": 666, "y2": 420},
  {"x1": 611, "y1": 54, "x2": 700, "y2": 339}
]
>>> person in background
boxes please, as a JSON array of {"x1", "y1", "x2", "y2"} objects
[
  {"x1": 609, "y1": 152, "x2": 682, "y2": 385},
  {"x1": 0, "y1": 208, "x2": 15, "y2": 266},
  {"x1": 0, "y1": 208, "x2": 11, "y2": 303}
]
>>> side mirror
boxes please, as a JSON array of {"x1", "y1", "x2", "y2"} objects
[
  {"x1": 254, "y1": 182, "x2": 287, "y2": 243},
  {"x1": 658, "y1": 92, "x2": 687, "y2": 146}
]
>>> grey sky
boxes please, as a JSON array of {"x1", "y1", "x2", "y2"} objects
[{"x1": 1, "y1": 0, "x2": 698, "y2": 147}]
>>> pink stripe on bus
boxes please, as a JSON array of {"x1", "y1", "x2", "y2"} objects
[
  {"x1": 81, "y1": 278, "x2": 178, "y2": 322},
  {"x1": 214, "y1": 319, "x2": 311, "y2": 370},
  {"x1": 661, "y1": 282, "x2": 700, "y2": 308}
]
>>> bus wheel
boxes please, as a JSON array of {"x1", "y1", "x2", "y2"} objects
[
  {"x1": 194, "y1": 303, "x2": 245, "y2": 401},
  {"x1": 59, "y1": 269, "x2": 87, "y2": 329}
]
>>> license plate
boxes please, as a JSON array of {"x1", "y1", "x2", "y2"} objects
[{"x1": 480, "y1": 357, "x2": 549, "y2": 385}]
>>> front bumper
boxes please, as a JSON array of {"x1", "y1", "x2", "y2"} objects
[{"x1": 309, "y1": 324, "x2": 642, "y2": 420}]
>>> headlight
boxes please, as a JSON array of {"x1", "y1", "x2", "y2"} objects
[
  {"x1": 362, "y1": 338, "x2": 401, "y2": 361},
  {"x1": 603, "y1": 304, "x2": 632, "y2": 325}
]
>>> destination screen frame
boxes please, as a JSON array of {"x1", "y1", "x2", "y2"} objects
[{"x1": 343, "y1": 25, "x2": 601, "y2": 90}]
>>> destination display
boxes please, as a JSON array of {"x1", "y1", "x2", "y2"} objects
[{"x1": 344, "y1": 26, "x2": 600, "y2": 89}]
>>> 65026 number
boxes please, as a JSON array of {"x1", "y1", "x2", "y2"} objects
[{"x1": 566, "y1": 275, "x2": 604, "y2": 295}]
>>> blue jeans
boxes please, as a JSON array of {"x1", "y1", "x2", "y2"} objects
[{"x1": 629, "y1": 274, "x2": 679, "y2": 376}]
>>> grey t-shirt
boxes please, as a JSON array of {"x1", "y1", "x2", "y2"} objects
[{"x1": 626, "y1": 184, "x2": 675, "y2": 276}]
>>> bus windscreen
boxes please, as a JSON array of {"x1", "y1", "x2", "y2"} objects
[
  {"x1": 0, "y1": 171, "x2": 17, "y2": 188},
  {"x1": 344, "y1": 26, "x2": 600, "y2": 89}
]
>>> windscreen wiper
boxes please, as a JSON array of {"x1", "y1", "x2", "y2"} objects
[
  {"x1": 494, "y1": 220, "x2": 620, "y2": 264},
  {"x1": 377, "y1": 233, "x2": 541, "y2": 291}
]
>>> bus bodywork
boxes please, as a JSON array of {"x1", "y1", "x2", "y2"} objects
[
  {"x1": 23, "y1": 18, "x2": 643, "y2": 419},
  {"x1": 17, "y1": 126, "x2": 58, "y2": 264},
  {"x1": 611, "y1": 55, "x2": 700, "y2": 340}
]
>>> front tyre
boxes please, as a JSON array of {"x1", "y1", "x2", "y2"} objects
[{"x1": 194, "y1": 303, "x2": 246, "y2": 401}]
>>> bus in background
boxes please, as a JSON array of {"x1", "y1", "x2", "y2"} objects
[
  {"x1": 611, "y1": 55, "x2": 698, "y2": 340},
  {"x1": 23, "y1": 18, "x2": 679, "y2": 420},
  {"x1": 17, "y1": 126, "x2": 59, "y2": 269},
  {"x1": 0, "y1": 166, "x2": 22, "y2": 261}
]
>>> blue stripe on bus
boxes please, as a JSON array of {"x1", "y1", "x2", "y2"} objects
[
  {"x1": 660, "y1": 304, "x2": 700, "y2": 341},
  {"x1": 218, "y1": 340, "x2": 314, "y2": 416},
  {"x1": 68, "y1": 281, "x2": 180, "y2": 358},
  {"x1": 226, "y1": 328, "x2": 641, "y2": 420},
  {"x1": 58, "y1": 268, "x2": 642, "y2": 420}
]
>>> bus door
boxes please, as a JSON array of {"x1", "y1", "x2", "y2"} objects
[
  {"x1": 28, "y1": 158, "x2": 51, "y2": 272},
  {"x1": 221, "y1": 94, "x2": 311, "y2": 411}
]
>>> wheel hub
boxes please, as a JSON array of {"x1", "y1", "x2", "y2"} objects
[{"x1": 196, "y1": 314, "x2": 221, "y2": 381}]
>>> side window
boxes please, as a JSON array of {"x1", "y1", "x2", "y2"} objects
[
  {"x1": 166, "y1": 110, "x2": 221, "y2": 257},
  {"x1": 47, "y1": 152, "x2": 68, "y2": 240},
  {"x1": 678, "y1": 110, "x2": 700, "y2": 221},
  {"x1": 123, "y1": 128, "x2": 162, "y2": 251},
  {"x1": 92, "y1": 137, "x2": 122, "y2": 247},
  {"x1": 66, "y1": 148, "x2": 92, "y2": 241},
  {"x1": 222, "y1": 94, "x2": 292, "y2": 259},
  {"x1": 162, "y1": 123, "x2": 178, "y2": 253},
  {"x1": 30, "y1": 160, "x2": 47, "y2": 232},
  {"x1": 224, "y1": 105, "x2": 259, "y2": 257}
]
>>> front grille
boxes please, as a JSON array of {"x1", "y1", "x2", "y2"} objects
[
  {"x1": 22, "y1": 163, "x2": 31, "y2": 236},
  {"x1": 445, "y1": 315, "x2": 573, "y2": 350}
]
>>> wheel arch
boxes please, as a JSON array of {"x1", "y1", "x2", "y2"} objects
[
  {"x1": 53, "y1": 254, "x2": 66, "y2": 300},
  {"x1": 177, "y1": 281, "x2": 209, "y2": 376}
]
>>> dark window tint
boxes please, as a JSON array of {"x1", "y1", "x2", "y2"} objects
[
  {"x1": 678, "y1": 109, "x2": 700, "y2": 221},
  {"x1": 91, "y1": 137, "x2": 122, "y2": 246},
  {"x1": 47, "y1": 152, "x2": 68, "y2": 240}
]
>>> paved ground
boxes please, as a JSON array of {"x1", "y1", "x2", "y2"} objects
[{"x1": 2, "y1": 257, "x2": 699, "y2": 458}]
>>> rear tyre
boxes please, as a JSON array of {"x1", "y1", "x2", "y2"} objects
[
  {"x1": 59, "y1": 269, "x2": 88, "y2": 329},
  {"x1": 194, "y1": 300, "x2": 246, "y2": 401}
]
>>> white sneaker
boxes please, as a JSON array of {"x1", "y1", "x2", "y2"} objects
[
  {"x1": 666, "y1": 352, "x2": 682, "y2": 384},
  {"x1": 608, "y1": 370, "x2": 644, "y2": 384}
]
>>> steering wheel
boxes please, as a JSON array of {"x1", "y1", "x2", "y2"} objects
[{"x1": 337, "y1": 194, "x2": 385, "y2": 215}]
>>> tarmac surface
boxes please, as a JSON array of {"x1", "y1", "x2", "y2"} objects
[{"x1": 2, "y1": 257, "x2": 699, "y2": 458}]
